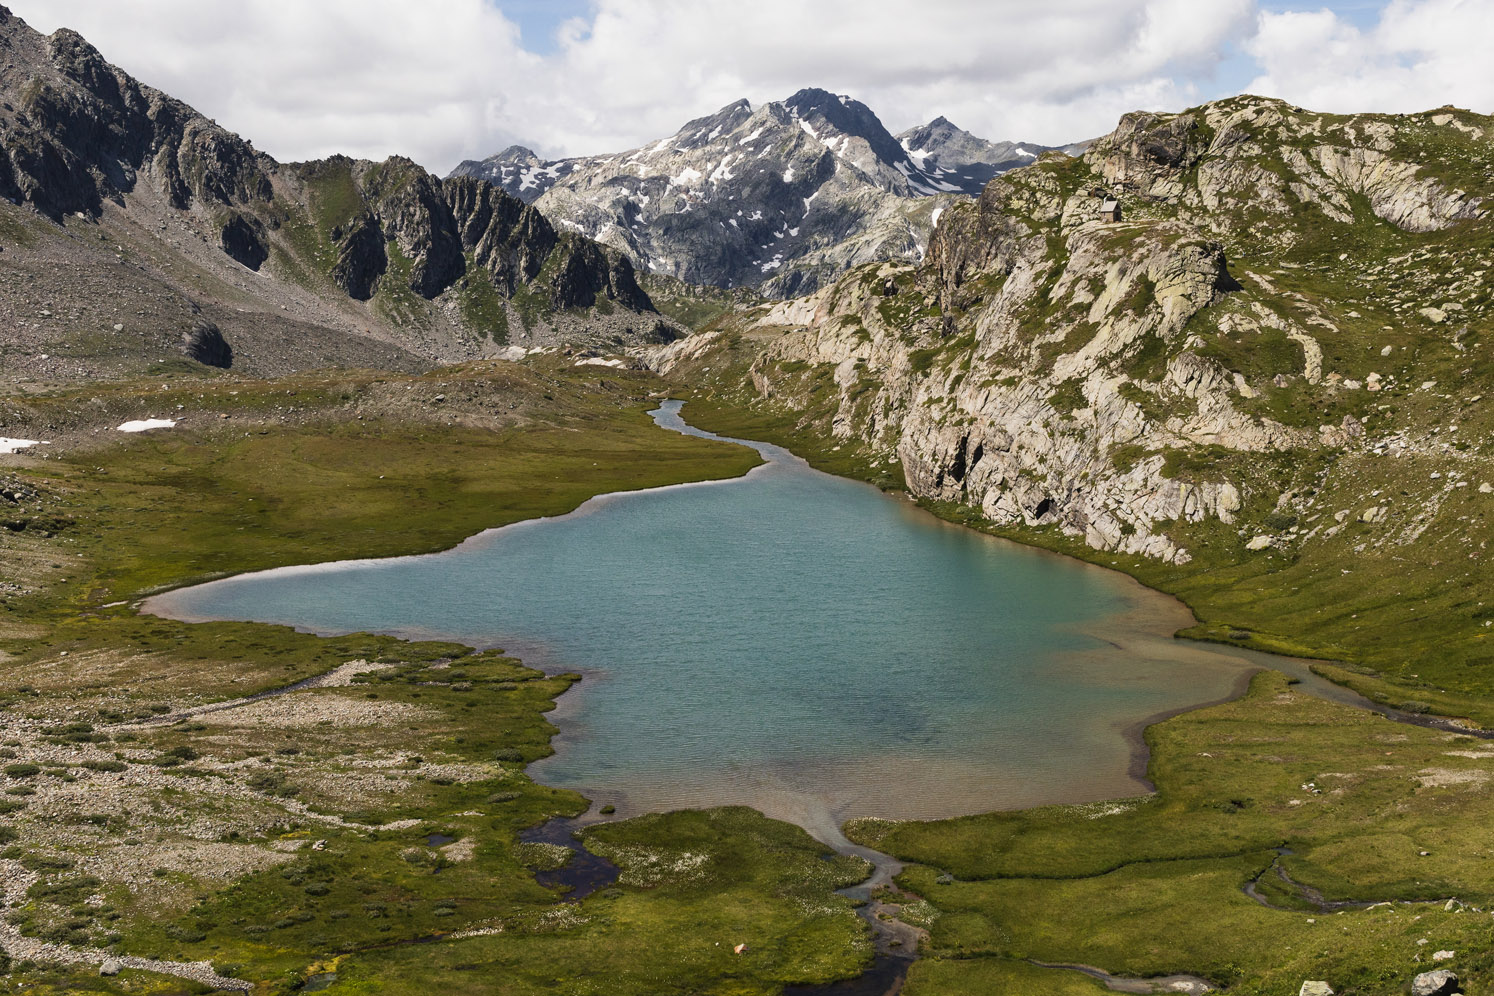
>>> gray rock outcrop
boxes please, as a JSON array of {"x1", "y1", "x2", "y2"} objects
[
  {"x1": 182, "y1": 319, "x2": 232, "y2": 368},
  {"x1": 653, "y1": 95, "x2": 1492, "y2": 566},
  {"x1": 1412, "y1": 970, "x2": 1459, "y2": 996}
]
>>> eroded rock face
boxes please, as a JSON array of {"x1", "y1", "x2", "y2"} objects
[
  {"x1": 361, "y1": 157, "x2": 466, "y2": 298},
  {"x1": 331, "y1": 217, "x2": 388, "y2": 300},
  {"x1": 182, "y1": 319, "x2": 232, "y2": 368},
  {"x1": 219, "y1": 213, "x2": 268, "y2": 271},
  {"x1": 0, "y1": 25, "x2": 272, "y2": 221},
  {"x1": 739, "y1": 209, "x2": 1273, "y2": 564}
]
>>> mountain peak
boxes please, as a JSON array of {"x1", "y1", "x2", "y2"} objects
[
  {"x1": 451, "y1": 88, "x2": 1081, "y2": 296},
  {"x1": 780, "y1": 87, "x2": 908, "y2": 173},
  {"x1": 494, "y1": 144, "x2": 541, "y2": 163}
]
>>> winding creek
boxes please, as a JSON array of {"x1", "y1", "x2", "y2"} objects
[{"x1": 142, "y1": 401, "x2": 1434, "y2": 994}]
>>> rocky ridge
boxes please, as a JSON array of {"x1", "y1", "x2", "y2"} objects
[
  {"x1": 0, "y1": 6, "x2": 667, "y2": 383},
  {"x1": 895, "y1": 116, "x2": 1075, "y2": 193},
  {"x1": 452, "y1": 90, "x2": 1063, "y2": 298},
  {"x1": 652, "y1": 95, "x2": 1494, "y2": 571}
]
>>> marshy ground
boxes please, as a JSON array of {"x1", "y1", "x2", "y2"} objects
[{"x1": 2, "y1": 355, "x2": 1492, "y2": 995}]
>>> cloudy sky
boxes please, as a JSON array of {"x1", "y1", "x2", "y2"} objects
[{"x1": 10, "y1": 0, "x2": 1492, "y2": 174}]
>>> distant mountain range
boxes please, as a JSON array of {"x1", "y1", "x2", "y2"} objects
[
  {"x1": 0, "y1": 5, "x2": 669, "y2": 382},
  {"x1": 452, "y1": 89, "x2": 1082, "y2": 297}
]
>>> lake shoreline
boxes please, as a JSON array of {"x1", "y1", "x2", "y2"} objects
[{"x1": 143, "y1": 401, "x2": 1375, "y2": 844}]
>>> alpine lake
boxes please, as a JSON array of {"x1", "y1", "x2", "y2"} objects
[{"x1": 148, "y1": 401, "x2": 1351, "y2": 842}]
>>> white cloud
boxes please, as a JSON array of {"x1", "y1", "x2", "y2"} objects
[
  {"x1": 11, "y1": 0, "x2": 540, "y2": 171},
  {"x1": 527, "y1": 0, "x2": 1256, "y2": 151},
  {"x1": 1245, "y1": 0, "x2": 1494, "y2": 115},
  {"x1": 10, "y1": 0, "x2": 1491, "y2": 178}
]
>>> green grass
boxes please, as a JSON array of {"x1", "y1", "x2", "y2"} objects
[
  {"x1": 453, "y1": 265, "x2": 512, "y2": 342},
  {"x1": 303, "y1": 160, "x2": 367, "y2": 236},
  {"x1": 0, "y1": 366, "x2": 888, "y2": 995},
  {"x1": 903, "y1": 958, "x2": 1111, "y2": 996},
  {"x1": 334, "y1": 809, "x2": 872, "y2": 996},
  {"x1": 684, "y1": 391, "x2": 904, "y2": 492},
  {"x1": 850, "y1": 672, "x2": 1494, "y2": 994}
]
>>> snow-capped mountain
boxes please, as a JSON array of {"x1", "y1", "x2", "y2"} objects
[
  {"x1": 452, "y1": 89, "x2": 1069, "y2": 297},
  {"x1": 895, "y1": 116, "x2": 1058, "y2": 193}
]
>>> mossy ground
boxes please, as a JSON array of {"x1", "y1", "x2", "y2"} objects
[
  {"x1": 0, "y1": 363, "x2": 877, "y2": 995},
  {"x1": 848, "y1": 672, "x2": 1494, "y2": 995}
]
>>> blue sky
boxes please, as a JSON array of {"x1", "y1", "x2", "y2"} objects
[{"x1": 497, "y1": 0, "x2": 592, "y2": 54}]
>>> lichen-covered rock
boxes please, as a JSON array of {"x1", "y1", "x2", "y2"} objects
[{"x1": 1411, "y1": 969, "x2": 1459, "y2": 996}]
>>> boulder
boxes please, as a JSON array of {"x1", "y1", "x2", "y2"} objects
[
  {"x1": 1412, "y1": 969, "x2": 1458, "y2": 996},
  {"x1": 1299, "y1": 982, "x2": 1334, "y2": 996},
  {"x1": 182, "y1": 318, "x2": 232, "y2": 368},
  {"x1": 99, "y1": 959, "x2": 122, "y2": 976}
]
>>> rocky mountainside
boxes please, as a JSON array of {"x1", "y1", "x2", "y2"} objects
[
  {"x1": 451, "y1": 90, "x2": 1060, "y2": 298},
  {"x1": 656, "y1": 95, "x2": 1494, "y2": 688},
  {"x1": 894, "y1": 116, "x2": 1059, "y2": 192},
  {"x1": 0, "y1": 6, "x2": 669, "y2": 383}
]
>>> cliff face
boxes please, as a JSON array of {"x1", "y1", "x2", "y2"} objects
[
  {"x1": 657, "y1": 96, "x2": 1493, "y2": 569},
  {"x1": 0, "y1": 22, "x2": 273, "y2": 223},
  {"x1": 0, "y1": 6, "x2": 661, "y2": 381}
]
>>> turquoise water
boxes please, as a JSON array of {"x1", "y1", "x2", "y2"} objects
[{"x1": 149, "y1": 402, "x2": 1268, "y2": 832}]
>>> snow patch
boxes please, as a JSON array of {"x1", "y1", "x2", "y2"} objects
[
  {"x1": 669, "y1": 166, "x2": 704, "y2": 187},
  {"x1": 516, "y1": 165, "x2": 560, "y2": 192},
  {"x1": 782, "y1": 166, "x2": 795, "y2": 183},
  {"x1": 575, "y1": 357, "x2": 628, "y2": 368},
  {"x1": 739, "y1": 127, "x2": 764, "y2": 144},
  {"x1": 930, "y1": 207, "x2": 944, "y2": 227},
  {"x1": 709, "y1": 155, "x2": 738, "y2": 183},
  {"x1": 117, "y1": 419, "x2": 176, "y2": 433},
  {"x1": 0, "y1": 438, "x2": 46, "y2": 454}
]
